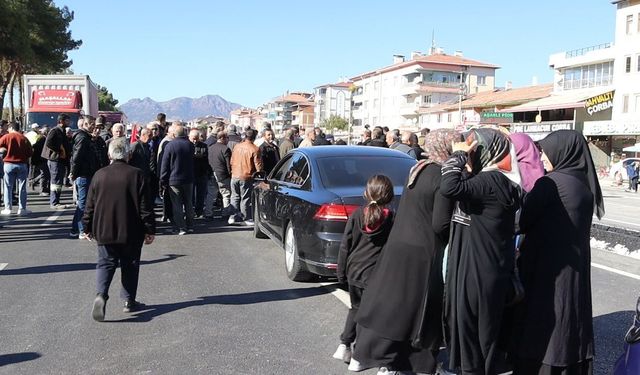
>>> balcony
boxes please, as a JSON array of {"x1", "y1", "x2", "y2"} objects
[
  {"x1": 559, "y1": 77, "x2": 613, "y2": 91},
  {"x1": 549, "y1": 43, "x2": 614, "y2": 70},
  {"x1": 399, "y1": 102, "x2": 420, "y2": 117},
  {"x1": 401, "y1": 81, "x2": 462, "y2": 96}
]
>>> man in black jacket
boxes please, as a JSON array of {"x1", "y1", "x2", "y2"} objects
[
  {"x1": 30, "y1": 127, "x2": 50, "y2": 195},
  {"x1": 83, "y1": 138, "x2": 155, "y2": 321},
  {"x1": 259, "y1": 129, "x2": 280, "y2": 175},
  {"x1": 189, "y1": 129, "x2": 210, "y2": 217},
  {"x1": 129, "y1": 128, "x2": 155, "y2": 202},
  {"x1": 42, "y1": 114, "x2": 72, "y2": 208},
  {"x1": 205, "y1": 131, "x2": 232, "y2": 218},
  {"x1": 70, "y1": 116, "x2": 99, "y2": 238},
  {"x1": 160, "y1": 124, "x2": 195, "y2": 234}
]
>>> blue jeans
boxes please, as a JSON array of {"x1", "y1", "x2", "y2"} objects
[
  {"x1": 3, "y1": 162, "x2": 28, "y2": 210},
  {"x1": 71, "y1": 177, "x2": 90, "y2": 234}
]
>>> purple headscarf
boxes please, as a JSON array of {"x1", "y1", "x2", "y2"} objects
[{"x1": 510, "y1": 133, "x2": 545, "y2": 192}]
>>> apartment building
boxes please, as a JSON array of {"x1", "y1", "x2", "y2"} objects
[
  {"x1": 349, "y1": 50, "x2": 499, "y2": 132},
  {"x1": 609, "y1": 0, "x2": 640, "y2": 154},
  {"x1": 262, "y1": 92, "x2": 313, "y2": 132},
  {"x1": 314, "y1": 81, "x2": 351, "y2": 126},
  {"x1": 230, "y1": 108, "x2": 264, "y2": 130}
]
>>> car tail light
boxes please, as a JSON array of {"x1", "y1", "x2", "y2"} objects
[{"x1": 313, "y1": 203, "x2": 359, "y2": 221}]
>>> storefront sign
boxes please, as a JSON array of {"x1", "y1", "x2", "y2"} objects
[
  {"x1": 510, "y1": 121, "x2": 574, "y2": 134},
  {"x1": 480, "y1": 112, "x2": 514, "y2": 124},
  {"x1": 584, "y1": 91, "x2": 614, "y2": 116},
  {"x1": 583, "y1": 120, "x2": 640, "y2": 135}
]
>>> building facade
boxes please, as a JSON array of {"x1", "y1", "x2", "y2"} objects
[
  {"x1": 262, "y1": 92, "x2": 313, "y2": 132},
  {"x1": 314, "y1": 82, "x2": 351, "y2": 126},
  {"x1": 350, "y1": 50, "x2": 499, "y2": 132}
]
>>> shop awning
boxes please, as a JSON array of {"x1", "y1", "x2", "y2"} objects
[{"x1": 500, "y1": 87, "x2": 613, "y2": 113}]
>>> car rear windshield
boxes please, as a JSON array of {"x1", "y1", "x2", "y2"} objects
[{"x1": 316, "y1": 156, "x2": 416, "y2": 188}]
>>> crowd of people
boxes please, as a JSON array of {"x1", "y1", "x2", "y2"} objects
[
  {"x1": 0, "y1": 114, "x2": 606, "y2": 374},
  {"x1": 335, "y1": 127, "x2": 602, "y2": 375}
]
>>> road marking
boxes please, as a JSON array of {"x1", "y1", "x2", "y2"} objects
[
  {"x1": 592, "y1": 262, "x2": 640, "y2": 281},
  {"x1": 320, "y1": 282, "x2": 351, "y2": 308},
  {"x1": 42, "y1": 213, "x2": 62, "y2": 226},
  {"x1": 0, "y1": 263, "x2": 7, "y2": 271},
  {"x1": 594, "y1": 216, "x2": 640, "y2": 228}
]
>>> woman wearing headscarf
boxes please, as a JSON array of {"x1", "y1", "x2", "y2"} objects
[
  {"x1": 510, "y1": 133, "x2": 545, "y2": 193},
  {"x1": 440, "y1": 127, "x2": 521, "y2": 375},
  {"x1": 350, "y1": 129, "x2": 459, "y2": 374},
  {"x1": 511, "y1": 130, "x2": 604, "y2": 375}
]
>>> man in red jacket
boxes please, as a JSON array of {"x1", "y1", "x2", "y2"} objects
[
  {"x1": 0, "y1": 122, "x2": 33, "y2": 215},
  {"x1": 83, "y1": 138, "x2": 155, "y2": 321}
]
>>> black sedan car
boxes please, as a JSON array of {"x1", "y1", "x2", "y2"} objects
[{"x1": 253, "y1": 146, "x2": 416, "y2": 281}]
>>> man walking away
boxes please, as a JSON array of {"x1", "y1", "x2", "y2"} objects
[
  {"x1": 30, "y1": 126, "x2": 50, "y2": 195},
  {"x1": 160, "y1": 124, "x2": 195, "y2": 235},
  {"x1": 69, "y1": 116, "x2": 99, "y2": 238},
  {"x1": 229, "y1": 129, "x2": 262, "y2": 225},
  {"x1": 83, "y1": 138, "x2": 155, "y2": 321},
  {"x1": 259, "y1": 129, "x2": 280, "y2": 175},
  {"x1": 205, "y1": 131, "x2": 232, "y2": 219},
  {"x1": 279, "y1": 129, "x2": 295, "y2": 159},
  {"x1": 226, "y1": 124, "x2": 242, "y2": 152},
  {"x1": 0, "y1": 122, "x2": 33, "y2": 215},
  {"x1": 42, "y1": 114, "x2": 72, "y2": 209},
  {"x1": 190, "y1": 129, "x2": 210, "y2": 218}
]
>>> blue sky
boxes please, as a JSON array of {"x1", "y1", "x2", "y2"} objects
[{"x1": 59, "y1": 1, "x2": 616, "y2": 108}]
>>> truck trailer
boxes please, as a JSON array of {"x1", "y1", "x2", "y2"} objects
[{"x1": 22, "y1": 74, "x2": 99, "y2": 130}]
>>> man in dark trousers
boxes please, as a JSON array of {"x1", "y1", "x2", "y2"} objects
[
  {"x1": 30, "y1": 126, "x2": 50, "y2": 196},
  {"x1": 69, "y1": 116, "x2": 99, "y2": 238},
  {"x1": 259, "y1": 128, "x2": 280, "y2": 175},
  {"x1": 42, "y1": 114, "x2": 72, "y2": 209},
  {"x1": 229, "y1": 129, "x2": 262, "y2": 225},
  {"x1": 160, "y1": 124, "x2": 195, "y2": 235},
  {"x1": 205, "y1": 131, "x2": 232, "y2": 219},
  {"x1": 189, "y1": 129, "x2": 210, "y2": 218},
  {"x1": 83, "y1": 138, "x2": 155, "y2": 322},
  {"x1": 129, "y1": 128, "x2": 155, "y2": 201}
]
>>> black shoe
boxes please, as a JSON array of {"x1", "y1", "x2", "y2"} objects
[
  {"x1": 92, "y1": 294, "x2": 107, "y2": 322},
  {"x1": 123, "y1": 300, "x2": 145, "y2": 313}
]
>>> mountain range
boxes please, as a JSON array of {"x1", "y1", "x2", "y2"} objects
[{"x1": 119, "y1": 95, "x2": 243, "y2": 123}]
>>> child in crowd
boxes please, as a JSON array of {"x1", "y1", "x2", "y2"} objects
[{"x1": 333, "y1": 174, "x2": 395, "y2": 368}]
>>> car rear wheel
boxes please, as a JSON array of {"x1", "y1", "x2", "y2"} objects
[
  {"x1": 284, "y1": 223, "x2": 312, "y2": 282},
  {"x1": 253, "y1": 197, "x2": 268, "y2": 239}
]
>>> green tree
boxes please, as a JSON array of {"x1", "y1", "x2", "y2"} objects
[
  {"x1": 321, "y1": 115, "x2": 349, "y2": 131},
  {"x1": 0, "y1": 0, "x2": 81, "y2": 117},
  {"x1": 97, "y1": 85, "x2": 119, "y2": 111}
]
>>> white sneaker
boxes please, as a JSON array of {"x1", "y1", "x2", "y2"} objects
[
  {"x1": 17, "y1": 208, "x2": 32, "y2": 216},
  {"x1": 243, "y1": 219, "x2": 254, "y2": 226},
  {"x1": 227, "y1": 215, "x2": 236, "y2": 225},
  {"x1": 377, "y1": 368, "x2": 390, "y2": 375},
  {"x1": 332, "y1": 344, "x2": 352, "y2": 363},
  {"x1": 0, "y1": 209, "x2": 12, "y2": 215},
  {"x1": 348, "y1": 358, "x2": 365, "y2": 372}
]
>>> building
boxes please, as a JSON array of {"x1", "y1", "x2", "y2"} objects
[
  {"x1": 230, "y1": 107, "x2": 264, "y2": 130},
  {"x1": 606, "y1": 0, "x2": 640, "y2": 156},
  {"x1": 291, "y1": 101, "x2": 315, "y2": 130},
  {"x1": 314, "y1": 81, "x2": 352, "y2": 126},
  {"x1": 262, "y1": 92, "x2": 313, "y2": 132},
  {"x1": 349, "y1": 49, "x2": 499, "y2": 132},
  {"x1": 420, "y1": 83, "x2": 554, "y2": 131}
]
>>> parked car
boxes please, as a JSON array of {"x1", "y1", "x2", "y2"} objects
[
  {"x1": 253, "y1": 146, "x2": 416, "y2": 281},
  {"x1": 613, "y1": 296, "x2": 640, "y2": 374},
  {"x1": 609, "y1": 158, "x2": 640, "y2": 182}
]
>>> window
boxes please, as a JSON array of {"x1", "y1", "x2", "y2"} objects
[
  {"x1": 623, "y1": 94, "x2": 630, "y2": 113},
  {"x1": 627, "y1": 14, "x2": 633, "y2": 35},
  {"x1": 437, "y1": 114, "x2": 442, "y2": 123},
  {"x1": 637, "y1": 55, "x2": 640, "y2": 72},
  {"x1": 635, "y1": 94, "x2": 640, "y2": 113},
  {"x1": 393, "y1": 76, "x2": 398, "y2": 86},
  {"x1": 638, "y1": 13, "x2": 640, "y2": 32},
  {"x1": 626, "y1": 56, "x2": 632, "y2": 73},
  {"x1": 364, "y1": 100, "x2": 368, "y2": 110},
  {"x1": 373, "y1": 81, "x2": 379, "y2": 90},
  {"x1": 364, "y1": 83, "x2": 370, "y2": 93},
  {"x1": 477, "y1": 75, "x2": 486, "y2": 86},
  {"x1": 316, "y1": 156, "x2": 416, "y2": 189},
  {"x1": 423, "y1": 95, "x2": 432, "y2": 104},
  {"x1": 447, "y1": 113, "x2": 452, "y2": 122}
]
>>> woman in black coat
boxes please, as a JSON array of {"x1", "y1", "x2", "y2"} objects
[
  {"x1": 511, "y1": 130, "x2": 603, "y2": 375},
  {"x1": 352, "y1": 129, "x2": 458, "y2": 373},
  {"x1": 440, "y1": 127, "x2": 521, "y2": 375}
]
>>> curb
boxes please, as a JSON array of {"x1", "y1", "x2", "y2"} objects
[{"x1": 591, "y1": 223, "x2": 640, "y2": 256}]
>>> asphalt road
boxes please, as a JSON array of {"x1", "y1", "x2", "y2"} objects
[
  {"x1": 0, "y1": 190, "x2": 638, "y2": 374},
  {"x1": 598, "y1": 180, "x2": 640, "y2": 232}
]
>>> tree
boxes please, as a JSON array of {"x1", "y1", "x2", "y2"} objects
[
  {"x1": 321, "y1": 115, "x2": 349, "y2": 132},
  {"x1": 97, "y1": 85, "x2": 119, "y2": 111},
  {"x1": 0, "y1": 0, "x2": 81, "y2": 117}
]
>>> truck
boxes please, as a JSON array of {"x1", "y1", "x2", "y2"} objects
[
  {"x1": 98, "y1": 110, "x2": 128, "y2": 126},
  {"x1": 22, "y1": 74, "x2": 99, "y2": 130}
]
